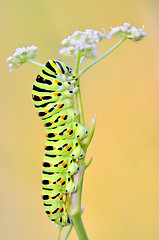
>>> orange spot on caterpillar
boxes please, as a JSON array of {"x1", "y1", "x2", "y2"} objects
[
  {"x1": 46, "y1": 133, "x2": 48, "y2": 137},
  {"x1": 44, "y1": 123, "x2": 46, "y2": 127},
  {"x1": 53, "y1": 92, "x2": 58, "y2": 97},
  {"x1": 50, "y1": 163, "x2": 53, "y2": 167},
  {"x1": 43, "y1": 78, "x2": 46, "y2": 81},
  {"x1": 58, "y1": 207, "x2": 63, "y2": 212},
  {"x1": 45, "y1": 145, "x2": 47, "y2": 149},
  {"x1": 49, "y1": 180, "x2": 52, "y2": 184},
  {"x1": 42, "y1": 194, "x2": 43, "y2": 198},
  {"x1": 59, "y1": 179, "x2": 64, "y2": 185},
  {"x1": 45, "y1": 110, "x2": 49, "y2": 113},
  {"x1": 38, "y1": 75, "x2": 40, "y2": 78},
  {"x1": 32, "y1": 94, "x2": 35, "y2": 98},
  {"x1": 49, "y1": 210, "x2": 52, "y2": 214},
  {"x1": 57, "y1": 69, "x2": 61, "y2": 74},
  {"x1": 58, "y1": 195, "x2": 62, "y2": 200},
  {"x1": 50, "y1": 121, "x2": 54, "y2": 124},
  {"x1": 61, "y1": 162, "x2": 66, "y2": 167},
  {"x1": 54, "y1": 132, "x2": 58, "y2": 136},
  {"x1": 51, "y1": 60, "x2": 56, "y2": 67},
  {"x1": 49, "y1": 195, "x2": 51, "y2": 199},
  {"x1": 39, "y1": 96, "x2": 43, "y2": 100},
  {"x1": 65, "y1": 145, "x2": 71, "y2": 150},
  {"x1": 57, "y1": 103, "x2": 62, "y2": 109},
  {"x1": 66, "y1": 129, "x2": 71, "y2": 134},
  {"x1": 61, "y1": 115, "x2": 65, "y2": 120},
  {"x1": 54, "y1": 79, "x2": 58, "y2": 84},
  {"x1": 53, "y1": 146, "x2": 56, "y2": 150}
]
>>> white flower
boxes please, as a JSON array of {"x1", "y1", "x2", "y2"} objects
[
  {"x1": 108, "y1": 23, "x2": 147, "y2": 42},
  {"x1": 123, "y1": 23, "x2": 131, "y2": 28},
  {"x1": 7, "y1": 45, "x2": 38, "y2": 71},
  {"x1": 59, "y1": 29, "x2": 107, "y2": 60},
  {"x1": 61, "y1": 38, "x2": 68, "y2": 45}
]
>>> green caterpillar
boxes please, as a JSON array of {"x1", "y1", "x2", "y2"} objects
[{"x1": 32, "y1": 59, "x2": 88, "y2": 226}]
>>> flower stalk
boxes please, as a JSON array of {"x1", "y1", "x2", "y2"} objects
[
  {"x1": 79, "y1": 37, "x2": 126, "y2": 77},
  {"x1": 27, "y1": 59, "x2": 44, "y2": 67},
  {"x1": 74, "y1": 50, "x2": 85, "y2": 126},
  {"x1": 68, "y1": 49, "x2": 88, "y2": 239},
  {"x1": 57, "y1": 226, "x2": 63, "y2": 240},
  {"x1": 62, "y1": 225, "x2": 73, "y2": 240},
  {"x1": 69, "y1": 164, "x2": 88, "y2": 240}
]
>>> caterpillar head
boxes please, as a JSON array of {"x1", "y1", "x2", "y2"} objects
[{"x1": 53, "y1": 59, "x2": 73, "y2": 75}]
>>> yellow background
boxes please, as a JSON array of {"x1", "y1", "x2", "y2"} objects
[{"x1": 1, "y1": 0, "x2": 159, "y2": 239}]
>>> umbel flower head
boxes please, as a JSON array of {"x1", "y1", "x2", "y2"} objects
[
  {"x1": 7, "y1": 45, "x2": 38, "y2": 71},
  {"x1": 59, "y1": 29, "x2": 107, "y2": 61},
  {"x1": 108, "y1": 23, "x2": 147, "y2": 42}
]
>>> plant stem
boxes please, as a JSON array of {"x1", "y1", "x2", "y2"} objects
[
  {"x1": 68, "y1": 51, "x2": 88, "y2": 239},
  {"x1": 57, "y1": 226, "x2": 63, "y2": 240},
  {"x1": 69, "y1": 165, "x2": 88, "y2": 240},
  {"x1": 62, "y1": 225, "x2": 73, "y2": 240},
  {"x1": 79, "y1": 37, "x2": 126, "y2": 77},
  {"x1": 74, "y1": 50, "x2": 85, "y2": 126},
  {"x1": 27, "y1": 59, "x2": 45, "y2": 67},
  {"x1": 75, "y1": 83, "x2": 85, "y2": 126},
  {"x1": 75, "y1": 50, "x2": 82, "y2": 76},
  {"x1": 71, "y1": 214, "x2": 88, "y2": 240}
]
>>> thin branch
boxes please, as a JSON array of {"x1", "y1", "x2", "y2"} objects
[
  {"x1": 74, "y1": 51, "x2": 85, "y2": 126},
  {"x1": 57, "y1": 226, "x2": 63, "y2": 240},
  {"x1": 62, "y1": 225, "x2": 73, "y2": 240},
  {"x1": 27, "y1": 59, "x2": 45, "y2": 67},
  {"x1": 79, "y1": 37, "x2": 126, "y2": 77}
]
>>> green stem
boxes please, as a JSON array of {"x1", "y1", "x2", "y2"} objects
[
  {"x1": 79, "y1": 37, "x2": 126, "y2": 77},
  {"x1": 71, "y1": 214, "x2": 88, "y2": 240},
  {"x1": 68, "y1": 51, "x2": 88, "y2": 239},
  {"x1": 74, "y1": 50, "x2": 85, "y2": 126},
  {"x1": 62, "y1": 225, "x2": 73, "y2": 240},
  {"x1": 57, "y1": 226, "x2": 63, "y2": 240},
  {"x1": 76, "y1": 83, "x2": 85, "y2": 126},
  {"x1": 69, "y1": 165, "x2": 88, "y2": 240},
  {"x1": 27, "y1": 59, "x2": 45, "y2": 67},
  {"x1": 75, "y1": 50, "x2": 82, "y2": 76}
]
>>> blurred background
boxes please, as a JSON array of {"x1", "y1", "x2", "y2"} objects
[{"x1": 1, "y1": 0, "x2": 159, "y2": 239}]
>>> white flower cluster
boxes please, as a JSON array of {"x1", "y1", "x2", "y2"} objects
[
  {"x1": 59, "y1": 29, "x2": 107, "y2": 60},
  {"x1": 7, "y1": 45, "x2": 38, "y2": 71},
  {"x1": 108, "y1": 23, "x2": 147, "y2": 41}
]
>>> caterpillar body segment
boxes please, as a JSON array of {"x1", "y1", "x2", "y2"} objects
[
  {"x1": 32, "y1": 87, "x2": 78, "y2": 108},
  {"x1": 42, "y1": 172, "x2": 76, "y2": 193},
  {"x1": 43, "y1": 155, "x2": 79, "y2": 175},
  {"x1": 42, "y1": 108, "x2": 79, "y2": 129},
  {"x1": 36, "y1": 98, "x2": 75, "y2": 120},
  {"x1": 32, "y1": 59, "x2": 88, "y2": 226},
  {"x1": 45, "y1": 139, "x2": 85, "y2": 158},
  {"x1": 46, "y1": 122, "x2": 88, "y2": 140},
  {"x1": 42, "y1": 188, "x2": 66, "y2": 203}
]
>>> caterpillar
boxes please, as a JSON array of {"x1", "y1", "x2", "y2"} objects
[{"x1": 32, "y1": 59, "x2": 88, "y2": 226}]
